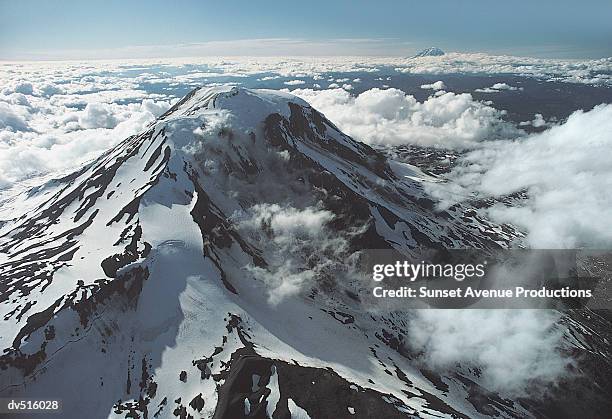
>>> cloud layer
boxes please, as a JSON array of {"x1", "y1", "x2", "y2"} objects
[
  {"x1": 429, "y1": 104, "x2": 612, "y2": 248},
  {"x1": 407, "y1": 309, "x2": 569, "y2": 395},
  {"x1": 291, "y1": 87, "x2": 521, "y2": 148},
  {"x1": 0, "y1": 67, "x2": 174, "y2": 189}
]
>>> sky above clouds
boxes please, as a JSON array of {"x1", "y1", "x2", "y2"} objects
[{"x1": 1, "y1": 0, "x2": 612, "y2": 60}]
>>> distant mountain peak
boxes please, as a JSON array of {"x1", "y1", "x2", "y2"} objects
[{"x1": 413, "y1": 47, "x2": 445, "y2": 57}]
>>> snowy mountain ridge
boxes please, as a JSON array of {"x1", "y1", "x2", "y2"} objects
[
  {"x1": 413, "y1": 48, "x2": 445, "y2": 58},
  {"x1": 0, "y1": 86, "x2": 610, "y2": 419}
]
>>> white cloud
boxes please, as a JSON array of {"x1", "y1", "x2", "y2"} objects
[
  {"x1": 492, "y1": 82, "x2": 518, "y2": 90},
  {"x1": 291, "y1": 87, "x2": 521, "y2": 148},
  {"x1": 78, "y1": 103, "x2": 118, "y2": 129},
  {"x1": 429, "y1": 104, "x2": 612, "y2": 248},
  {"x1": 0, "y1": 173, "x2": 10, "y2": 189},
  {"x1": 532, "y1": 113, "x2": 546, "y2": 127},
  {"x1": 396, "y1": 52, "x2": 612, "y2": 87},
  {"x1": 0, "y1": 101, "x2": 31, "y2": 131},
  {"x1": 5, "y1": 53, "x2": 610, "y2": 90},
  {"x1": 420, "y1": 80, "x2": 446, "y2": 90},
  {"x1": 3, "y1": 42, "x2": 611, "y2": 88},
  {"x1": 284, "y1": 79, "x2": 306, "y2": 86},
  {"x1": 0, "y1": 79, "x2": 173, "y2": 188},
  {"x1": 248, "y1": 203, "x2": 335, "y2": 240},
  {"x1": 476, "y1": 82, "x2": 521, "y2": 93},
  {"x1": 407, "y1": 310, "x2": 569, "y2": 395},
  {"x1": 235, "y1": 203, "x2": 342, "y2": 305},
  {"x1": 519, "y1": 113, "x2": 547, "y2": 127}
]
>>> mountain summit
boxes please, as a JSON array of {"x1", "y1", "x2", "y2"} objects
[
  {"x1": 1, "y1": 86, "x2": 610, "y2": 418},
  {"x1": 413, "y1": 47, "x2": 445, "y2": 57}
]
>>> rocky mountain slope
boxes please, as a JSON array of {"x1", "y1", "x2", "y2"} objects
[{"x1": 0, "y1": 86, "x2": 610, "y2": 418}]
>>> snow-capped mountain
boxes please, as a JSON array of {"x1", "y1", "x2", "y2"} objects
[
  {"x1": 1, "y1": 86, "x2": 611, "y2": 418},
  {"x1": 413, "y1": 47, "x2": 445, "y2": 58}
]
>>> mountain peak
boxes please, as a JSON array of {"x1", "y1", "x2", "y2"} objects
[
  {"x1": 160, "y1": 86, "x2": 310, "y2": 129},
  {"x1": 0, "y1": 83, "x2": 522, "y2": 418},
  {"x1": 413, "y1": 47, "x2": 445, "y2": 58}
]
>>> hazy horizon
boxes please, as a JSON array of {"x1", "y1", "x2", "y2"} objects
[{"x1": 2, "y1": 0, "x2": 611, "y2": 60}]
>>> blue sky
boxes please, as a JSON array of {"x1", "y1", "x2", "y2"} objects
[{"x1": 1, "y1": 0, "x2": 611, "y2": 60}]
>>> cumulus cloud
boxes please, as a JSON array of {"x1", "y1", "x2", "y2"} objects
[
  {"x1": 2, "y1": 81, "x2": 34, "y2": 96},
  {"x1": 475, "y1": 82, "x2": 521, "y2": 93},
  {"x1": 0, "y1": 83, "x2": 172, "y2": 188},
  {"x1": 520, "y1": 113, "x2": 547, "y2": 127},
  {"x1": 531, "y1": 113, "x2": 546, "y2": 127},
  {"x1": 291, "y1": 87, "x2": 521, "y2": 148},
  {"x1": 420, "y1": 81, "x2": 446, "y2": 90},
  {"x1": 428, "y1": 104, "x2": 612, "y2": 248},
  {"x1": 235, "y1": 203, "x2": 346, "y2": 305},
  {"x1": 284, "y1": 80, "x2": 306, "y2": 86},
  {"x1": 492, "y1": 82, "x2": 518, "y2": 90},
  {"x1": 0, "y1": 101, "x2": 31, "y2": 131},
  {"x1": 244, "y1": 204, "x2": 335, "y2": 239},
  {"x1": 0, "y1": 62, "x2": 183, "y2": 196},
  {"x1": 407, "y1": 310, "x2": 570, "y2": 395},
  {"x1": 78, "y1": 103, "x2": 118, "y2": 129}
]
